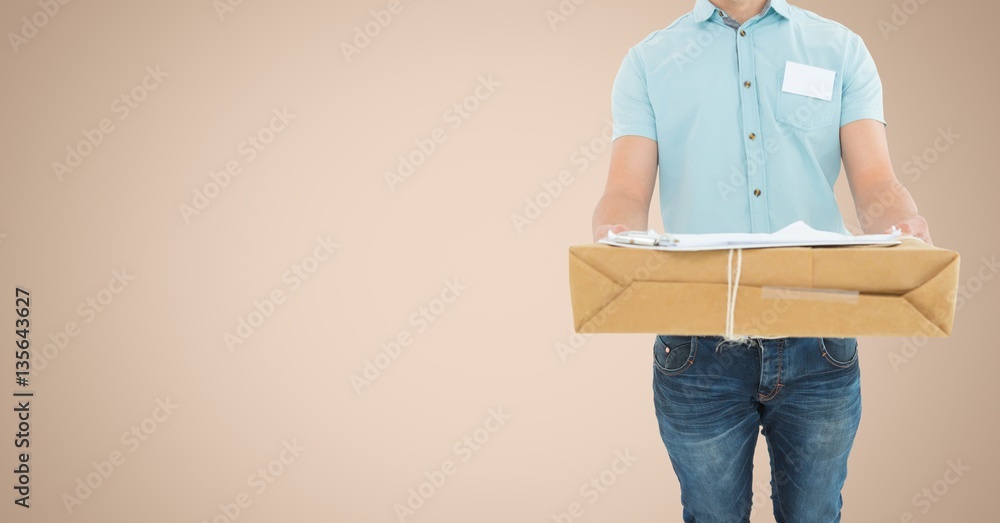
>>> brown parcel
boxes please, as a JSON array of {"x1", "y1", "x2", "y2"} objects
[{"x1": 568, "y1": 239, "x2": 960, "y2": 337}]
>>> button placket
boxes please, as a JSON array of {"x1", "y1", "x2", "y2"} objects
[{"x1": 736, "y1": 19, "x2": 770, "y2": 233}]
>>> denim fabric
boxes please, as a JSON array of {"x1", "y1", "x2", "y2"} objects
[{"x1": 652, "y1": 335, "x2": 861, "y2": 522}]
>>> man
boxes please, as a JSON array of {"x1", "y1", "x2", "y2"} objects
[{"x1": 591, "y1": 0, "x2": 932, "y2": 521}]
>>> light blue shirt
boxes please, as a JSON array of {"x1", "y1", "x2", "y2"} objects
[{"x1": 611, "y1": 0, "x2": 885, "y2": 235}]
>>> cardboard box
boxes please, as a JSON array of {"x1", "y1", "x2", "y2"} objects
[{"x1": 568, "y1": 239, "x2": 960, "y2": 337}]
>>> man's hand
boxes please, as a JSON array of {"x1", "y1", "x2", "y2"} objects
[
  {"x1": 841, "y1": 119, "x2": 935, "y2": 245},
  {"x1": 594, "y1": 224, "x2": 630, "y2": 243},
  {"x1": 592, "y1": 135, "x2": 658, "y2": 242},
  {"x1": 886, "y1": 215, "x2": 933, "y2": 245}
]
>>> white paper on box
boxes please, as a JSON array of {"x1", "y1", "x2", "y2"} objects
[{"x1": 600, "y1": 220, "x2": 902, "y2": 251}]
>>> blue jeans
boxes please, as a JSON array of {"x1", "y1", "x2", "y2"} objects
[{"x1": 652, "y1": 335, "x2": 862, "y2": 523}]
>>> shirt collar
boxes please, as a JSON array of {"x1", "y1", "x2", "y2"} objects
[{"x1": 691, "y1": 0, "x2": 790, "y2": 23}]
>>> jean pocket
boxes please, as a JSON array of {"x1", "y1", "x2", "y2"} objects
[
  {"x1": 653, "y1": 335, "x2": 698, "y2": 376},
  {"x1": 775, "y1": 69, "x2": 841, "y2": 132},
  {"x1": 819, "y1": 337, "x2": 858, "y2": 368}
]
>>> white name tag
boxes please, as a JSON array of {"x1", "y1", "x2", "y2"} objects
[{"x1": 781, "y1": 61, "x2": 836, "y2": 101}]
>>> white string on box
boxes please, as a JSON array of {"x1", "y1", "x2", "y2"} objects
[{"x1": 724, "y1": 248, "x2": 750, "y2": 343}]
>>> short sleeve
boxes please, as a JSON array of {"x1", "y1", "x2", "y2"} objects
[
  {"x1": 611, "y1": 47, "x2": 658, "y2": 141},
  {"x1": 840, "y1": 32, "x2": 885, "y2": 127}
]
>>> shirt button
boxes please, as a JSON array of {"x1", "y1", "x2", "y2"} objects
[
  {"x1": 754, "y1": 189, "x2": 762, "y2": 197},
  {"x1": 749, "y1": 133, "x2": 757, "y2": 140},
  {"x1": 718, "y1": 10, "x2": 724, "y2": 16},
  {"x1": 740, "y1": 29, "x2": 747, "y2": 37},
  {"x1": 744, "y1": 81, "x2": 752, "y2": 88}
]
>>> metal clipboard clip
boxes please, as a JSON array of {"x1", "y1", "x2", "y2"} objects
[{"x1": 606, "y1": 229, "x2": 679, "y2": 247}]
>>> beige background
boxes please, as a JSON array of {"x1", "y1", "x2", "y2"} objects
[{"x1": 1, "y1": 0, "x2": 997, "y2": 521}]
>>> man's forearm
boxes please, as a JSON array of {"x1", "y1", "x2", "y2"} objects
[
  {"x1": 592, "y1": 192, "x2": 650, "y2": 241},
  {"x1": 854, "y1": 178, "x2": 921, "y2": 234}
]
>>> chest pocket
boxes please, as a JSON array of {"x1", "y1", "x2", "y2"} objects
[{"x1": 775, "y1": 69, "x2": 842, "y2": 132}]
